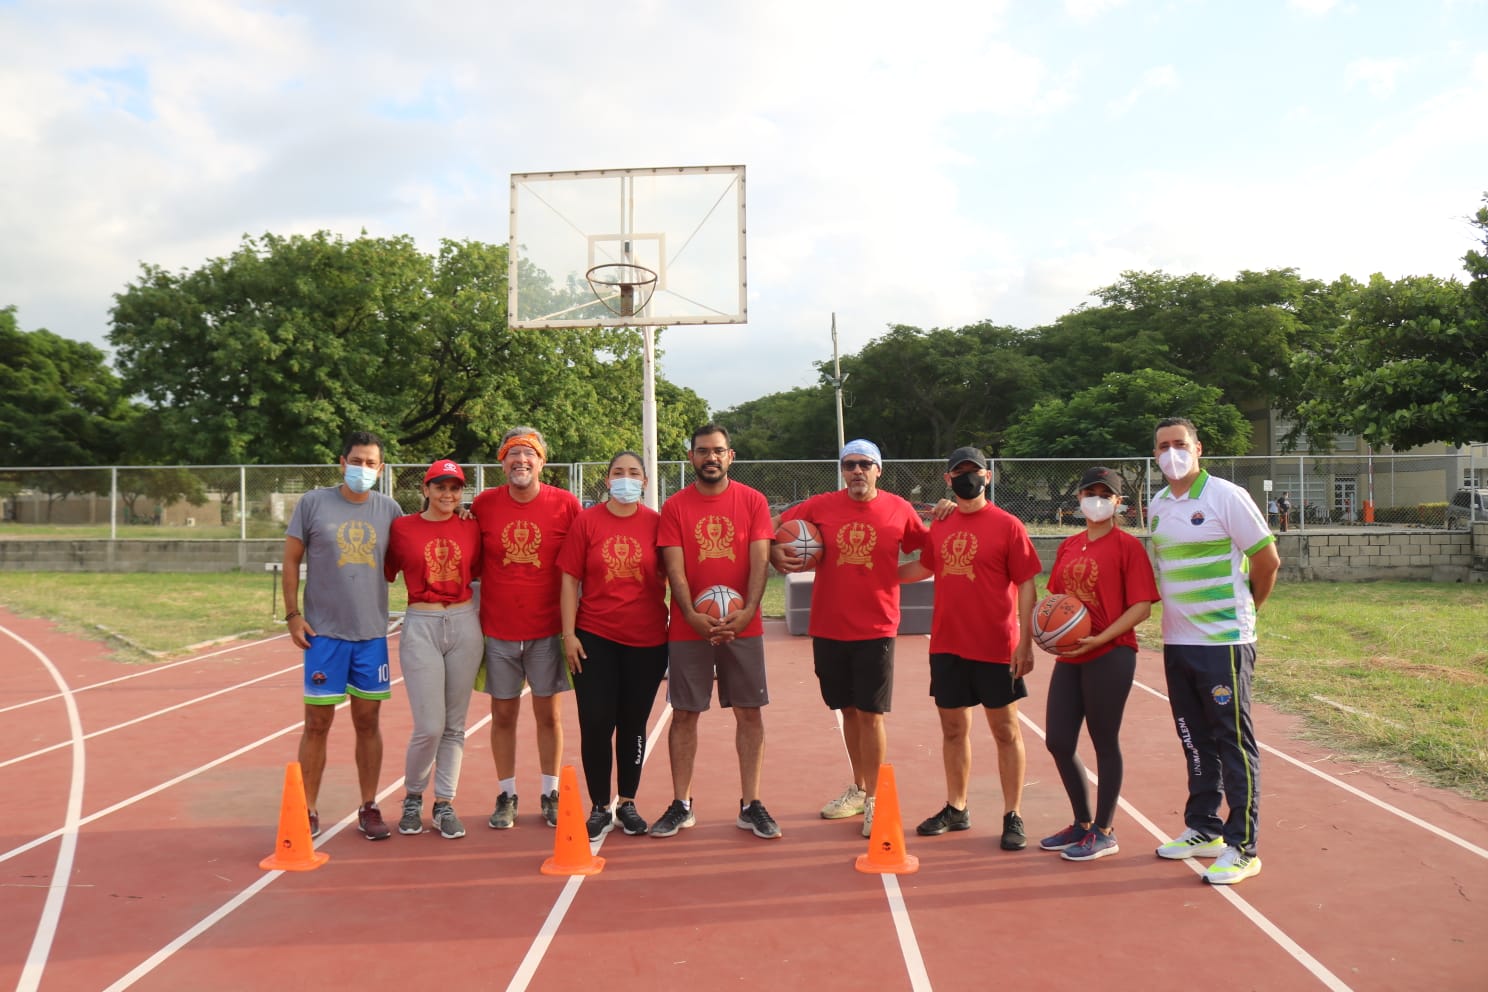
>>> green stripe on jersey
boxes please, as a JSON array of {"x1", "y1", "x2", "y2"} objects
[
  {"x1": 1171, "y1": 583, "x2": 1236, "y2": 604},
  {"x1": 1155, "y1": 538, "x2": 1233, "y2": 561},
  {"x1": 1163, "y1": 559, "x2": 1235, "y2": 583}
]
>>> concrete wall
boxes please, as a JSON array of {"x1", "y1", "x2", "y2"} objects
[{"x1": 0, "y1": 528, "x2": 1483, "y2": 582}]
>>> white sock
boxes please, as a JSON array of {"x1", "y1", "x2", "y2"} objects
[
  {"x1": 541, "y1": 774, "x2": 559, "y2": 795},
  {"x1": 500, "y1": 777, "x2": 516, "y2": 797}
]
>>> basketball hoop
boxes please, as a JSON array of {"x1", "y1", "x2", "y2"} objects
[{"x1": 586, "y1": 263, "x2": 659, "y2": 318}]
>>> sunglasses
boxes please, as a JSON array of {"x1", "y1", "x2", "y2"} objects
[{"x1": 841, "y1": 459, "x2": 876, "y2": 471}]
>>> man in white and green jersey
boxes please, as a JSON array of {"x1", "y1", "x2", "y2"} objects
[{"x1": 1148, "y1": 417, "x2": 1279, "y2": 885}]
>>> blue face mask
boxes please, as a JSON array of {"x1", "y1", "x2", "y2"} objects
[
  {"x1": 344, "y1": 464, "x2": 380, "y2": 494},
  {"x1": 608, "y1": 477, "x2": 644, "y2": 504}
]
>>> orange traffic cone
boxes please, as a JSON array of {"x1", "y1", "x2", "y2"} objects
[
  {"x1": 855, "y1": 763, "x2": 919, "y2": 875},
  {"x1": 541, "y1": 765, "x2": 605, "y2": 876},
  {"x1": 259, "y1": 762, "x2": 330, "y2": 872}
]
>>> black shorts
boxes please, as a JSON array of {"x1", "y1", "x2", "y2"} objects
[
  {"x1": 929, "y1": 653, "x2": 1028, "y2": 710},
  {"x1": 812, "y1": 636, "x2": 895, "y2": 713}
]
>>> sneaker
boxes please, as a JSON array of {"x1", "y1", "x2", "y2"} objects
[
  {"x1": 650, "y1": 799, "x2": 696, "y2": 838},
  {"x1": 615, "y1": 801, "x2": 649, "y2": 836},
  {"x1": 541, "y1": 790, "x2": 560, "y2": 828},
  {"x1": 820, "y1": 784, "x2": 867, "y2": 819},
  {"x1": 1062, "y1": 829, "x2": 1119, "y2": 861},
  {"x1": 1204, "y1": 846, "x2": 1262, "y2": 885},
  {"x1": 308, "y1": 811, "x2": 321, "y2": 839},
  {"x1": 431, "y1": 801, "x2": 465, "y2": 839},
  {"x1": 1039, "y1": 822, "x2": 1088, "y2": 851},
  {"x1": 487, "y1": 792, "x2": 518, "y2": 830},
  {"x1": 861, "y1": 796, "x2": 877, "y2": 838},
  {"x1": 357, "y1": 801, "x2": 391, "y2": 840},
  {"x1": 586, "y1": 805, "x2": 613, "y2": 841},
  {"x1": 737, "y1": 799, "x2": 783, "y2": 840},
  {"x1": 1155, "y1": 827, "x2": 1225, "y2": 860},
  {"x1": 1000, "y1": 811, "x2": 1027, "y2": 851},
  {"x1": 916, "y1": 803, "x2": 971, "y2": 836},
  {"x1": 398, "y1": 793, "x2": 424, "y2": 835}
]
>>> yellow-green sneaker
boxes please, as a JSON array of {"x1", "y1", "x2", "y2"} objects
[
  {"x1": 1155, "y1": 827, "x2": 1225, "y2": 859},
  {"x1": 1203, "y1": 846, "x2": 1262, "y2": 884}
]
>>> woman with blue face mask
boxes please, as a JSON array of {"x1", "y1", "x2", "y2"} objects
[
  {"x1": 556, "y1": 451, "x2": 670, "y2": 840},
  {"x1": 1035, "y1": 466, "x2": 1161, "y2": 863}
]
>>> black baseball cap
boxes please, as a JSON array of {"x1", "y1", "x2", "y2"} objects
[
  {"x1": 1078, "y1": 466, "x2": 1125, "y2": 494},
  {"x1": 946, "y1": 446, "x2": 989, "y2": 471}
]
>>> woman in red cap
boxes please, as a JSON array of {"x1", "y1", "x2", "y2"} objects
[
  {"x1": 1036, "y1": 465, "x2": 1160, "y2": 862},
  {"x1": 384, "y1": 458, "x2": 483, "y2": 839}
]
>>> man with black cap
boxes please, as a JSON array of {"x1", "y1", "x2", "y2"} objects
[
  {"x1": 899, "y1": 446, "x2": 1042, "y2": 851},
  {"x1": 773, "y1": 438, "x2": 929, "y2": 838}
]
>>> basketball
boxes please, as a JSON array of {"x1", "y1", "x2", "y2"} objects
[
  {"x1": 774, "y1": 518, "x2": 824, "y2": 570},
  {"x1": 693, "y1": 584, "x2": 744, "y2": 620},
  {"x1": 1031, "y1": 594, "x2": 1092, "y2": 654}
]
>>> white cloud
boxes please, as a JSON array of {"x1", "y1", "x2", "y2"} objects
[
  {"x1": 1108, "y1": 64, "x2": 1178, "y2": 117},
  {"x1": 1346, "y1": 56, "x2": 1409, "y2": 97}
]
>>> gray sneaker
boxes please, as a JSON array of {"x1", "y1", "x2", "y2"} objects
[
  {"x1": 650, "y1": 799, "x2": 696, "y2": 838},
  {"x1": 488, "y1": 792, "x2": 518, "y2": 829},
  {"x1": 431, "y1": 801, "x2": 465, "y2": 839},
  {"x1": 541, "y1": 789, "x2": 560, "y2": 827},
  {"x1": 398, "y1": 793, "x2": 424, "y2": 835}
]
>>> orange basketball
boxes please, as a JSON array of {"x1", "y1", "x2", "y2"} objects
[
  {"x1": 1032, "y1": 594, "x2": 1092, "y2": 654},
  {"x1": 693, "y1": 584, "x2": 744, "y2": 620},
  {"x1": 774, "y1": 518, "x2": 824, "y2": 570}
]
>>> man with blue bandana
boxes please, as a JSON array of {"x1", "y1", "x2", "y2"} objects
[{"x1": 1149, "y1": 417, "x2": 1280, "y2": 884}]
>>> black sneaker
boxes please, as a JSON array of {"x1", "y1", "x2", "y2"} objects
[
  {"x1": 541, "y1": 790, "x2": 560, "y2": 827},
  {"x1": 650, "y1": 799, "x2": 696, "y2": 838},
  {"x1": 1001, "y1": 811, "x2": 1027, "y2": 851},
  {"x1": 916, "y1": 803, "x2": 971, "y2": 836},
  {"x1": 615, "y1": 801, "x2": 649, "y2": 836},
  {"x1": 487, "y1": 792, "x2": 517, "y2": 829},
  {"x1": 736, "y1": 799, "x2": 782, "y2": 839},
  {"x1": 586, "y1": 805, "x2": 613, "y2": 841},
  {"x1": 308, "y1": 811, "x2": 321, "y2": 839}
]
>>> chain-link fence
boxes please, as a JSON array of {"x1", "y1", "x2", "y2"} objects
[{"x1": 1, "y1": 451, "x2": 1483, "y2": 539}]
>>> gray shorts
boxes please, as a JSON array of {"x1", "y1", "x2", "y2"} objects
[
  {"x1": 666, "y1": 637, "x2": 769, "y2": 712},
  {"x1": 483, "y1": 635, "x2": 571, "y2": 699}
]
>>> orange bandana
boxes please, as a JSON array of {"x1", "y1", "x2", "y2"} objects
[{"x1": 498, "y1": 433, "x2": 546, "y2": 462}]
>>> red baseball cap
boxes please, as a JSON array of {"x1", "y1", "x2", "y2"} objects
[{"x1": 424, "y1": 459, "x2": 466, "y2": 485}]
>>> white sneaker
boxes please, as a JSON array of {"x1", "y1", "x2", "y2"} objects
[
  {"x1": 1155, "y1": 827, "x2": 1226, "y2": 859},
  {"x1": 861, "y1": 796, "x2": 876, "y2": 838},
  {"x1": 821, "y1": 784, "x2": 867, "y2": 819},
  {"x1": 1204, "y1": 846, "x2": 1262, "y2": 885}
]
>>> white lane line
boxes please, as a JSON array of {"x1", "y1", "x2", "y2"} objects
[
  {"x1": 832, "y1": 702, "x2": 935, "y2": 992},
  {"x1": 1017, "y1": 706, "x2": 1354, "y2": 991},
  {"x1": 3, "y1": 624, "x2": 87, "y2": 992},
  {"x1": 0, "y1": 632, "x2": 294, "y2": 715},
  {"x1": 1130, "y1": 678, "x2": 1488, "y2": 860}
]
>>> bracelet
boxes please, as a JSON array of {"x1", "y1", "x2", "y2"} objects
[{"x1": 285, "y1": 610, "x2": 302, "y2": 621}]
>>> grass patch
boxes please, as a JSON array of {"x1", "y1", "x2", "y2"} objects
[{"x1": 2, "y1": 571, "x2": 1484, "y2": 797}]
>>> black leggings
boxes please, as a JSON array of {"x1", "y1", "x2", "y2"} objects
[
  {"x1": 572, "y1": 630, "x2": 668, "y2": 807},
  {"x1": 1044, "y1": 646, "x2": 1137, "y2": 831}
]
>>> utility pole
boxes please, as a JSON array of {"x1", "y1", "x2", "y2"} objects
[{"x1": 829, "y1": 313, "x2": 850, "y2": 489}]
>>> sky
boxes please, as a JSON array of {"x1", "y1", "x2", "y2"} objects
[{"x1": 3, "y1": 0, "x2": 1487, "y2": 412}]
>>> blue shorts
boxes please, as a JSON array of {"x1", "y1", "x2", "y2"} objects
[{"x1": 304, "y1": 636, "x2": 391, "y2": 705}]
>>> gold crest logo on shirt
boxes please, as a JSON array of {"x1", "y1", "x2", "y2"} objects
[
  {"x1": 602, "y1": 535, "x2": 644, "y2": 583},
  {"x1": 501, "y1": 519, "x2": 542, "y2": 567},
  {"x1": 940, "y1": 529, "x2": 978, "y2": 580},
  {"x1": 423, "y1": 537, "x2": 462, "y2": 583},
  {"x1": 1062, "y1": 557, "x2": 1099, "y2": 605},
  {"x1": 693, "y1": 515, "x2": 737, "y2": 563},
  {"x1": 336, "y1": 520, "x2": 377, "y2": 568},
  {"x1": 835, "y1": 520, "x2": 878, "y2": 567}
]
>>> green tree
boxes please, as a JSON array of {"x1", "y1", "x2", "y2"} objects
[
  {"x1": 1293, "y1": 198, "x2": 1488, "y2": 449},
  {"x1": 1001, "y1": 369, "x2": 1252, "y2": 458},
  {"x1": 0, "y1": 306, "x2": 134, "y2": 467},
  {"x1": 716, "y1": 385, "x2": 838, "y2": 459}
]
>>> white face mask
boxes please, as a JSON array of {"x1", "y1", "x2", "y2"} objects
[
  {"x1": 1080, "y1": 495, "x2": 1117, "y2": 523},
  {"x1": 1158, "y1": 447, "x2": 1195, "y2": 480}
]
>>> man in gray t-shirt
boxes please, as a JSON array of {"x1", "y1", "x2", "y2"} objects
[{"x1": 283, "y1": 430, "x2": 403, "y2": 840}]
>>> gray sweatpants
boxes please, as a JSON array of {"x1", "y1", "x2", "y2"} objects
[{"x1": 400, "y1": 603, "x2": 484, "y2": 799}]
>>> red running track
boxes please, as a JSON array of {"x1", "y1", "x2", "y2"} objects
[{"x1": 1, "y1": 608, "x2": 1485, "y2": 991}]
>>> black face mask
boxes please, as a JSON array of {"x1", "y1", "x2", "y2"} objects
[{"x1": 950, "y1": 472, "x2": 985, "y2": 500}]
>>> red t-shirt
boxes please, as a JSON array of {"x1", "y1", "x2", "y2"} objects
[
  {"x1": 556, "y1": 503, "x2": 668, "y2": 647},
  {"x1": 782, "y1": 490, "x2": 928, "y2": 639},
  {"x1": 472, "y1": 484, "x2": 581, "y2": 640},
  {"x1": 1046, "y1": 527, "x2": 1160, "y2": 661},
  {"x1": 657, "y1": 481, "x2": 774, "y2": 642},
  {"x1": 384, "y1": 513, "x2": 482, "y2": 605},
  {"x1": 919, "y1": 503, "x2": 1042, "y2": 663}
]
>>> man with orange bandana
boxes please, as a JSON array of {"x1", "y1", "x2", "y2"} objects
[{"x1": 472, "y1": 426, "x2": 581, "y2": 830}]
